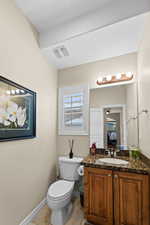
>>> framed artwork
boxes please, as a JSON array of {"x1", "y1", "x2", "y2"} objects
[{"x1": 0, "y1": 75, "x2": 36, "y2": 141}]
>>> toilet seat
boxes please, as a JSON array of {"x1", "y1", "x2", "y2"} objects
[
  {"x1": 47, "y1": 180, "x2": 74, "y2": 201},
  {"x1": 47, "y1": 191, "x2": 71, "y2": 202}
]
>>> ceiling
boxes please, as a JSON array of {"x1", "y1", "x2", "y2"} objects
[
  {"x1": 15, "y1": 0, "x2": 150, "y2": 69},
  {"x1": 15, "y1": 0, "x2": 112, "y2": 32},
  {"x1": 42, "y1": 14, "x2": 146, "y2": 69}
]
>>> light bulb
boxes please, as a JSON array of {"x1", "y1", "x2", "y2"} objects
[
  {"x1": 116, "y1": 73, "x2": 122, "y2": 80},
  {"x1": 97, "y1": 77, "x2": 103, "y2": 83},
  {"x1": 16, "y1": 89, "x2": 20, "y2": 94},
  {"x1": 106, "y1": 75, "x2": 112, "y2": 81},
  {"x1": 6, "y1": 90, "x2": 10, "y2": 95},
  {"x1": 126, "y1": 72, "x2": 133, "y2": 78},
  {"x1": 11, "y1": 90, "x2": 15, "y2": 95}
]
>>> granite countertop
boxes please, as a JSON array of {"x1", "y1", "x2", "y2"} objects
[{"x1": 81, "y1": 154, "x2": 150, "y2": 175}]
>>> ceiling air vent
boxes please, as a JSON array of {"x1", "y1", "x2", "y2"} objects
[{"x1": 53, "y1": 46, "x2": 69, "y2": 58}]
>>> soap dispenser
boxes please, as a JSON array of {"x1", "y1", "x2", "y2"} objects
[{"x1": 90, "y1": 142, "x2": 96, "y2": 155}]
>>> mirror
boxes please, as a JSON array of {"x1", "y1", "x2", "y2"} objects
[
  {"x1": 104, "y1": 106, "x2": 124, "y2": 149},
  {"x1": 90, "y1": 82, "x2": 138, "y2": 150}
]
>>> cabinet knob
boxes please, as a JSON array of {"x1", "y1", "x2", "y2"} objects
[
  {"x1": 108, "y1": 174, "x2": 112, "y2": 177},
  {"x1": 114, "y1": 174, "x2": 118, "y2": 179}
]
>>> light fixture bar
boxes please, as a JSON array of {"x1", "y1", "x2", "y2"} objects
[{"x1": 97, "y1": 73, "x2": 133, "y2": 86}]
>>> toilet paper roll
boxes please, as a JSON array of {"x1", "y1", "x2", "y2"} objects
[{"x1": 77, "y1": 165, "x2": 84, "y2": 176}]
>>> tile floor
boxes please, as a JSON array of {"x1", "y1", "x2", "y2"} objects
[{"x1": 29, "y1": 198, "x2": 86, "y2": 225}]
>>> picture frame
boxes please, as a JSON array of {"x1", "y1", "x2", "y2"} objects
[{"x1": 0, "y1": 75, "x2": 36, "y2": 141}]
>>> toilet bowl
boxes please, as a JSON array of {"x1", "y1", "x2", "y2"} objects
[
  {"x1": 47, "y1": 180, "x2": 74, "y2": 225},
  {"x1": 47, "y1": 156, "x2": 83, "y2": 225}
]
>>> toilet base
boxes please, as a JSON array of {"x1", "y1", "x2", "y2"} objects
[{"x1": 51, "y1": 202, "x2": 73, "y2": 225}]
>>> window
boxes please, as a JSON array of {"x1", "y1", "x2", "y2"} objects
[{"x1": 59, "y1": 85, "x2": 89, "y2": 135}]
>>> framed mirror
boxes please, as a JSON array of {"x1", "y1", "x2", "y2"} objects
[{"x1": 90, "y1": 82, "x2": 138, "y2": 150}]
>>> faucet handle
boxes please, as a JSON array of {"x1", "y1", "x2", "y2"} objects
[
  {"x1": 107, "y1": 148, "x2": 117, "y2": 157},
  {"x1": 113, "y1": 151, "x2": 117, "y2": 157},
  {"x1": 105, "y1": 149, "x2": 111, "y2": 156}
]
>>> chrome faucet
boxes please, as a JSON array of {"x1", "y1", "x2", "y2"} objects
[{"x1": 107, "y1": 148, "x2": 117, "y2": 158}]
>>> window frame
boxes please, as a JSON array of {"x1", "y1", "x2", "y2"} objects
[{"x1": 58, "y1": 85, "x2": 89, "y2": 135}]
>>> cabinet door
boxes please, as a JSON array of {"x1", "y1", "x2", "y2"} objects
[
  {"x1": 84, "y1": 167, "x2": 113, "y2": 225},
  {"x1": 114, "y1": 172, "x2": 150, "y2": 225}
]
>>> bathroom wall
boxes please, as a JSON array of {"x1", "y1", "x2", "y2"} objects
[
  {"x1": 138, "y1": 12, "x2": 150, "y2": 158},
  {"x1": 0, "y1": 1, "x2": 57, "y2": 225},
  {"x1": 126, "y1": 83, "x2": 138, "y2": 146},
  {"x1": 58, "y1": 53, "x2": 137, "y2": 157},
  {"x1": 90, "y1": 86, "x2": 126, "y2": 108}
]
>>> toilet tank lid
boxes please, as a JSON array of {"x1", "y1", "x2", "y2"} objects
[
  {"x1": 48, "y1": 180, "x2": 74, "y2": 198},
  {"x1": 59, "y1": 156, "x2": 83, "y2": 163}
]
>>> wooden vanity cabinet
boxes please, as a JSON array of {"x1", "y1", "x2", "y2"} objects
[
  {"x1": 84, "y1": 167, "x2": 113, "y2": 225},
  {"x1": 84, "y1": 167, "x2": 150, "y2": 225},
  {"x1": 114, "y1": 171, "x2": 150, "y2": 225}
]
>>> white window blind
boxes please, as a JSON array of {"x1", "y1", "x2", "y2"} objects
[
  {"x1": 59, "y1": 86, "x2": 89, "y2": 135},
  {"x1": 64, "y1": 93, "x2": 83, "y2": 128}
]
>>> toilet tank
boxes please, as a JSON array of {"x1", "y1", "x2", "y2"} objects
[{"x1": 59, "y1": 156, "x2": 83, "y2": 181}]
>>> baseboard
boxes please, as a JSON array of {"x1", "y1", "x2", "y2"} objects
[{"x1": 19, "y1": 198, "x2": 47, "y2": 225}]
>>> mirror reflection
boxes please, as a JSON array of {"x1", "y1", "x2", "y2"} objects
[
  {"x1": 90, "y1": 83, "x2": 138, "y2": 150},
  {"x1": 104, "y1": 106, "x2": 123, "y2": 149}
]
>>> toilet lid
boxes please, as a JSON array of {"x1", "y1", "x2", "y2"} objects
[{"x1": 48, "y1": 180, "x2": 74, "y2": 198}]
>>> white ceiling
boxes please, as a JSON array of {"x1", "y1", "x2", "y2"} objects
[
  {"x1": 15, "y1": 0, "x2": 112, "y2": 32},
  {"x1": 42, "y1": 14, "x2": 146, "y2": 69},
  {"x1": 15, "y1": 0, "x2": 150, "y2": 69}
]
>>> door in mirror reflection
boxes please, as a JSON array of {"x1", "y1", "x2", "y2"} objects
[{"x1": 104, "y1": 107, "x2": 122, "y2": 149}]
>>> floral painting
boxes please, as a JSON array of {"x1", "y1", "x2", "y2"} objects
[
  {"x1": 0, "y1": 97, "x2": 27, "y2": 128},
  {"x1": 0, "y1": 76, "x2": 36, "y2": 141}
]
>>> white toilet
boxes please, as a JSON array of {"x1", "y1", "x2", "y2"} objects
[{"x1": 47, "y1": 156, "x2": 83, "y2": 225}]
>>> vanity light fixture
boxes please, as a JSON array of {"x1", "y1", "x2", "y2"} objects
[
  {"x1": 5, "y1": 89, "x2": 25, "y2": 95},
  {"x1": 97, "y1": 72, "x2": 134, "y2": 86}
]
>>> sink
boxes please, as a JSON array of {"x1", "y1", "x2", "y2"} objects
[{"x1": 97, "y1": 158, "x2": 129, "y2": 165}]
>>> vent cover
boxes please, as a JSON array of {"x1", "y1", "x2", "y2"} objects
[{"x1": 53, "y1": 46, "x2": 69, "y2": 58}]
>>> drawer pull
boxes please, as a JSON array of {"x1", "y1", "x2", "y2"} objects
[
  {"x1": 114, "y1": 174, "x2": 118, "y2": 179},
  {"x1": 108, "y1": 174, "x2": 112, "y2": 177}
]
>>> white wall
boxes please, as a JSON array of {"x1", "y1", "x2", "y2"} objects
[
  {"x1": 138, "y1": 12, "x2": 150, "y2": 158},
  {"x1": 0, "y1": 1, "x2": 57, "y2": 225},
  {"x1": 126, "y1": 83, "x2": 138, "y2": 146},
  {"x1": 58, "y1": 53, "x2": 137, "y2": 157},
  {"x1": 90, "y1": 86, "x2": 126, "y2": 108}
]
